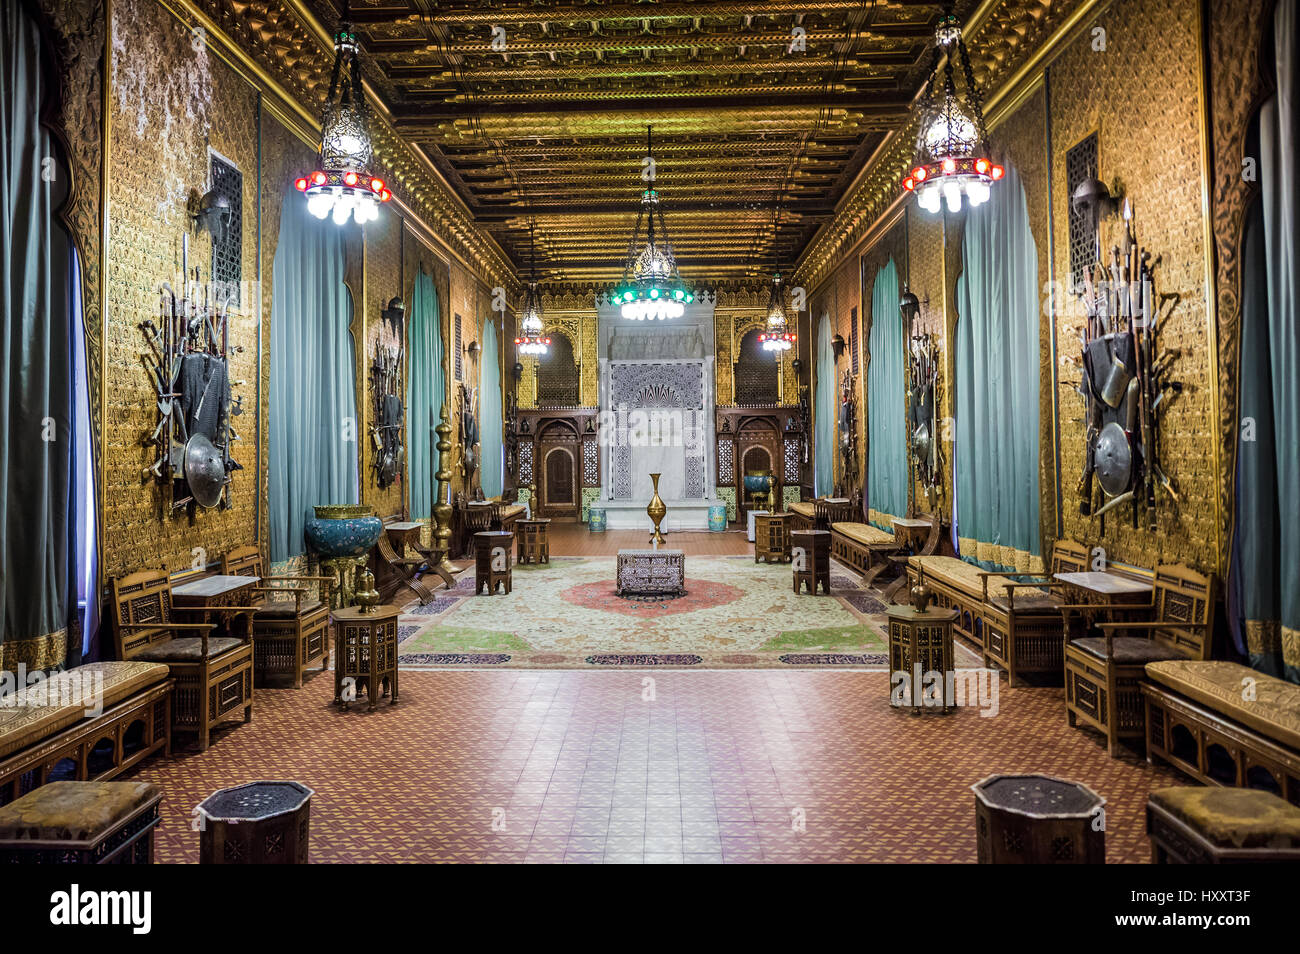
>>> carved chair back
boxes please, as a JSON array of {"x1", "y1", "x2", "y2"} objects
[
  {"x1": 1050, "y1": 539, "x2": 1090, "y2": 576},
  {"x1": 111, "y1": 569, "x2": 177, "y2": 661},
  {"x1": 1150, "y1": 564, "x2": 1216, "y2": 660}
]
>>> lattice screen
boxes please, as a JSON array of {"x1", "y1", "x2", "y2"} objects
[
  {"x1": 1066, "y1": 132, "x2": 1099, "y2": 295},
  {"x1": 717, "y1": 437, "x2": 735, "y2": 485},
  {"x1": 849, "y1": 307, "x2": 859, "y2": 375},
  {"x1": 209, "y1": 152, "x2": 242, "y2": 307},
  {"x1": 582, "y1": 437, "x2": 599, "y2": 486},
  {"x1": 454, "y1": 314, "x2": 463, "y2": 381},
  {"x1": 538, "y1": 334, "x2": 580, "y2": 405},
  {"x1": 734, "y1": 328, "x2": 779, "y2": 404},
  {"x1": 518, "y1": 440, "x2": 534, "y2": 485},
  {"x1": 784, "y1": 437, "x2": 801, "y2": 483}
]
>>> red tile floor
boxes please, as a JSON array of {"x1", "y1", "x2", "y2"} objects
[{"x1": 126, "y1": 667, "x2": 1187, "y2": 863}]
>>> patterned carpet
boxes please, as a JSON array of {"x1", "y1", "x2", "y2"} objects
[
  {"x1": 396, "y1": 555, "x2": 982, "y2": 670},
  {"x1": 124, "y1": 668, "x2": 1188, "y2": 863}
]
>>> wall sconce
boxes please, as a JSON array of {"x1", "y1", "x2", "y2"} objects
[
  {"x1": 831, "y1": 334, "x2": 846, "y2": 360},
  {"x1": 512, "y1": 362, "x2": 524, "y2": 380}
]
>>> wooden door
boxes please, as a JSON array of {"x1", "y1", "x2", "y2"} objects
[{"x1": 538, "y1": 421, "x2": 580, "y2": 519}]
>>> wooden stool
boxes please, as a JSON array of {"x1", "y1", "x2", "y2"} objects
[
  {"x1": 331, "y1": 604, "x2": 399, "y2": 711},
  {"x1": 1147, "y1": 786, "x2": 1300, "y2": 863},
  {"x1": 754, "y1": 512, "x2": 792, "y2": 564},
  {"x1": 516, "y1": 519, "x2": 551, "y2": 565},
  {"x1": 0, "y1": 781, "x2": 162, "y2": 864},
  {"x1": 887, "y1": 604, "x2": 959, "y2": 714},
  {"x1": 973, "y1": 774, "x2": 1105, "y2": 863},
  {"x1": 791, "y1": 529, "x2": 831, "y2": 594},
  {"x1": 197, "y1": 780, "x2": 313, "y2": 864},
  {"x1": 475, "y1": 530, "x2": 514, "y2": 594}
]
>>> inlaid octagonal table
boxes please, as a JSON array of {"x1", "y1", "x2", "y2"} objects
[
  {"x1": 616, "y1": 549, "x2": 686, "y2": 597},
  {"x1": 972, "y1": 773, "x2": 1106, "y2": 864},
  {"x1": 197, "y1": 780, "x2": 314, "y2": 864}
]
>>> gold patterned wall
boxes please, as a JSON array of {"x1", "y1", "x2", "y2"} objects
[
  {"x1": 1048, "y1": 0, "x2": 1217, "y2": 571},
  {"x1": 516, "y1": 288, "x2": 600, "y2": 411},
  {"x1": 714, "y1": 285, "x2": 798, "y2": 408},
  {"x1": 103, "y1": 0, "x2": 260, "y2": 578}
]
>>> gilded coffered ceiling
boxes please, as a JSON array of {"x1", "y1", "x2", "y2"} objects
[{"x1": 297, "y1": 0, "x2": 979, "y2": 283}]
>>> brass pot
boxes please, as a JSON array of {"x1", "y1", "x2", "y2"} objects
[{"x1": 909, "y1": 583, "x2": 934, "y2": 613}]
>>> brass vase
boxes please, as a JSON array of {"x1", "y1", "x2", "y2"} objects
[{"x1": 647, "y1": 473, "x2": 667, "y2": 547}]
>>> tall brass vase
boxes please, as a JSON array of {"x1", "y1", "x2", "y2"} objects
[{"x1": 647, "y1": 473, "x2": 667, "y2": 547}]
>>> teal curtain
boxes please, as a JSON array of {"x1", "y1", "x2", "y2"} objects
[
  {"x1": 1, "y1": 1, "x2": 75, "y2": 670},
  {"x1": 954, "y1": 163, "x2": 1041, "y2": 572},
  {"x1": 814, "y1": 312, "x2": 835, "y2": 495},
  {"x1": 406, "y1": 268, "x2": 443, "y2": 519},
  {"x1": 269, "y1": 186, "x2": 357, "y2": 562},
  {"x1": 479, "y1": 318, "x2": 503, "y2": 498},
  {"x1": 867, "y1": 259, "x2": 906, "y2": 525},
  {"x1": 1232, "y1": 0, "x2": 1299, "y2": 682}
]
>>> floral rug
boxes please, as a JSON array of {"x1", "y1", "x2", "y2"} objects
[{"x1": 396, "y1": 555, "x2": 982, "y2": 670}]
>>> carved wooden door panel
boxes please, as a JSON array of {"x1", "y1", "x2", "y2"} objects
[{"x1": 538, "y1": 421, "x2": 580, "y2": 519}]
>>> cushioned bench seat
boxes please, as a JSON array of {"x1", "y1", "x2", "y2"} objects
[
  {"x1": 789, "y1": 502, "x2": 814, "y2": 519},
  {"x1": 0, "y1": 662, "x2": 170, "y2": 760},
  {"x1": 501, "y1": 503, "x2": 526, "y2": 522},
  {"x1": 831, "y1": 522, "x2": 895, "y2": 547},
  {"x1": 908, "y1": 555, "x2": 1016, "y2": 602},
  {"x1": 1142, "y1": 660, "x2": 1300, "y2": 804},
  {"x1": 1146, "y1": 661, "x2": 1300, "y2": 752},
  {"x1": 0, "y1": 662, "x2": 173, "y2": 804},
  {"x1": 134, "y1": 636, "x2": 245, "y2": 663}
]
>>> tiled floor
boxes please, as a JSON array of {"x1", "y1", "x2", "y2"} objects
[{"x1": 128, "y1": 667, "x2": 1186, "y2": 863}]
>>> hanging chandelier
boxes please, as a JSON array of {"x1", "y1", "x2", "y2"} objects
[
  {"x1": 515, "y1": 221, "x2": 550, "y2": 357},
  {"x1": 759, "y1": 271, "x2": 796, "y2": 353},
  {"x1": 293, "y1": 11, "x2": 391, "y2": 225},
  {"x1": 612, "y1": 126, "x2": 693, "y2": 320},
  {"x1": 901, "y1": 5, "x2": 1004, "y2": 214}
]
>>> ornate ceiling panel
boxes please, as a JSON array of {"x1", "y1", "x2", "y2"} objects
[{"x1": 300, "y1": 0, "x2": 975, "y2": 282}]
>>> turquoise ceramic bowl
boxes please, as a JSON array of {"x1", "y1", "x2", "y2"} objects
[{"x1": 304, "y1": 504, "x2": 383, "y2": 557}]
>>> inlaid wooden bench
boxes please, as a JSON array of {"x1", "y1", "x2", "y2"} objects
[
  {"x1": 1143, "y1": 660, "x2": 1300, "y2": 806},
  {"x1": 0, "y1": 662, "x2": 173, "y2": 807},
  {"x1": 830, "y1": 522, "x2": 901, "y2": 587}
]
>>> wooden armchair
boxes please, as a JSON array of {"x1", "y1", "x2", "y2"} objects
[
  {"x1": 222, "y1": 546, "x2": 333, "y2": 688},
  {"x1": 813, "y1": 495, "x2": 856, "y2": 530},
  {"x1": 973, "y1": 539, "x2": 1089, "y2": 686},
  {"x1": 1062, "y1": 563, "x2": 1216, "y2": 756},
  {"x1": 111, "y1": 569, "x2": 254, "y2": 753}
]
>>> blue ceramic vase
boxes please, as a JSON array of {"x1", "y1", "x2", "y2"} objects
[{"x1": 304, "y1": 504, "x2": 383, "y2": 557}]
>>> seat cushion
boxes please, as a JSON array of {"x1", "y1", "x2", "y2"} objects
[
  {"x1": 908, "y1": 555, "x2": 1015, "y2": 602},
  {"x1": 789, "y1": 502, "x2": 815, "y2": 519},
  {"x1": 134, "y1": 636, "x2": 245, "y2": 663},
  {"x1": 1145, "y1": 660, "x2": 1300, "y2": 752},
  {"x1": 989, "y1": 591, "x2": 1062, "y2": 614},
  {"x1": 0, "y1": 781, "x2": 161, "y2": 844},
  {"x1": 831, "y1": 522, "x2": 896, "y2": 547},
  {"x1": 255, "y1": 599, "x2": 324, "y2": 619},
  {"x1": 1149, "y1": 786, "x2": 1300, "y2": 850},
  {"x1": 0, "y1": 662, "x2": 170, "y2": 759},
  {"x1": 500, "y1": 504, "x2": 527, "y2": 521},
  {"x1": 1070, "y1": 636, "x2": 1184, "y2": 665}
]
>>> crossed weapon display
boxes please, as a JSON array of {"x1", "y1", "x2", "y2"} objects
[
  {"x1": 139, "y1": 277, "x2": 243, "y2": 510},
  {"x1": 1073, "y1": 226, "x2": 1183, "y2": 529}
]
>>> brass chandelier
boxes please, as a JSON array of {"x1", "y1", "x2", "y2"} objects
[
  {"x1": 612, "y1": 126, "x2": 693, "y2": 319},
  {"x1": 902, "y1": 4, "x2": 1004, "y2": 214}
]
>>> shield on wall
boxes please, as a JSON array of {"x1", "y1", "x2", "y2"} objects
[
  {"x1": 1095, "y1": 422, "x2": 1133, "y2": 498},
  {"x1": 183, "y1": 433, "x2": 227, "y2": 508}
]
